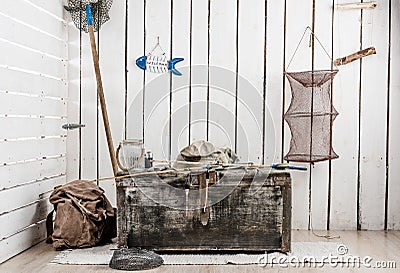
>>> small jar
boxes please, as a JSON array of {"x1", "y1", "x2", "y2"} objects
[{"x1": 116, "y1": 139, "x2": 145, "y2": 172}]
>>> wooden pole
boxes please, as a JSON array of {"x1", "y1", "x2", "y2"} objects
[
  {"x1": 86, "y1": 6, "x2": 119, "y2": 177},
  {"x1": 334, "y1": 47, "x2": 377, "y2": 66},
  {"x1": 336, "y1": 2, "x2": 377, "y2": 10}
]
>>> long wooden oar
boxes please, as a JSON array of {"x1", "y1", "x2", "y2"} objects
[{"x1": 85, "y1": 5, "x2": 118, "y2": 176}]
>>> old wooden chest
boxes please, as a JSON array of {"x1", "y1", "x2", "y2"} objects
[{"x1": 116, "y1": 169, "x2": 291, "y2": 252}]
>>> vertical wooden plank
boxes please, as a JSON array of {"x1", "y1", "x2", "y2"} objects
[
  {"x1": 265, "y1": 0, "x2": 285, "y2": 165},
  {"x1": 170, "y1": 0, "x2": 190, "y2": 160},
  {"x1": 310, "y1": 0, "x2": 333, "y2": 230},
  {"x1": 388, "y1": 0, "x2": 400, "y2": 230},
  {"x1": 66, "y1": 21, "x2": 80, "y2": 182},
  {"x1": 97, "y1": 0, "x2": 126, "y2": 206},
  {"x1": 124, "y1": 0, "x2": 128, "y2": 140},
  {"x1": 143, "y1": 0, "x2": 171, "y2": 161},
  {"x1": 327, "y1": 0, "x2": 335, "y2": 231},
  {"x1": 168, "y1": 0, "x2": 173, "y2": 161},
  {"x1": 80, "y1": 28, "x2": 98, "y2": 180},
  {"x1": 284, "y1": 0, "x2": 313, "y2": 230},
  {"x1": 208, "y1": 0, "x2": 237, "y2": 149},
  {"x1": 384, "y1": 0, "x2": 391, "y2": 231},
  {"x1": 330, "y1": 0, "x2": 360, "y2": 230},
  {"x1": 126, "y1": 0, "x2": 144, "y2": 141},
  {"x1": 236, "y1": 0, "x2": 264, "y2": 164},
  {"x1": 358, "y1": 0, "x2": 389, "y2": 230},
  {"x1": 190, "y1": 0, "x2": 208, "y2": 143}
]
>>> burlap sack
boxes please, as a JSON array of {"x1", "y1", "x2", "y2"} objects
[{"x1": 47, "y1": 180, "x2": 116, "y2": 249}]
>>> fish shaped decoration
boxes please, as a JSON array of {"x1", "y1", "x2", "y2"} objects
[{"x1": 136, "y1": 54, "x2": 184, "y2": 76}]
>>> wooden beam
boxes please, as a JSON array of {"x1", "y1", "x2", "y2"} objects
[
  {"x1": 336, "y1": 2, "x2": 377, "y2": 10},
  {"x1": 334, "y1": 47, "x2": 377, "y2": 66}
]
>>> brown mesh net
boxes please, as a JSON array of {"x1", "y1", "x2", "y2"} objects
[{"x1": 284, "y1": 70, "x2": 339, "y2": 163}]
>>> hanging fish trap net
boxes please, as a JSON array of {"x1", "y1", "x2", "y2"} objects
[
  {"x1": 64, "y1": 0, "x2": 113, "y2": 33},
  {"x1": 284, "y1": 69, "x2": 339, "y2": 163}
]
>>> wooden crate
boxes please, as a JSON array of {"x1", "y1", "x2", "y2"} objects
[{"x1": 116, "y1": 169, "x2": 291, "y2": 252}]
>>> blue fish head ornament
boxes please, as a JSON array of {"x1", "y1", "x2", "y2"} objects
[{"x1": 136, "y1": 56, "x2": 147, "y2": 70}]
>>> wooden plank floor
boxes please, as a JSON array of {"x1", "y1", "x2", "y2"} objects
[{"x1": 0, "y1": 231, "x2": 399, "y2": 273}]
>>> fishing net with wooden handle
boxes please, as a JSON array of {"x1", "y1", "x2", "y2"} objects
[{"x1": 64, "y1": 0, "x2": 113, "y2": 32}]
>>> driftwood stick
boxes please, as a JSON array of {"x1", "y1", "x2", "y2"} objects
[
  {"x1": 334, "y1": 47, "x2": 376, "y2": 66},
  {"x1": 336, "y1": 2, "x2": 377, "y2": 10}
]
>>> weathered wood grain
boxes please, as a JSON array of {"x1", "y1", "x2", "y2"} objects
[
  {"x1": 334, "y1": 47, "x2": 376, "y2": 66},
  {"x1": 117, "y1": 170, "x2": 291, "y2": 252}
]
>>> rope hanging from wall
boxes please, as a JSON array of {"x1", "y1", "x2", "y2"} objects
[{"x1": 284, "y1": 27, "x2": 339, "y2": 163}]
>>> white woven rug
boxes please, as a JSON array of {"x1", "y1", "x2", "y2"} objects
[{"x1": 51, "y1": 242, "x2": 352, "y2": 265}]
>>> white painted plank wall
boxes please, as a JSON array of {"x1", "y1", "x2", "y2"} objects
[
  {"x1": 358, "y1": 0, "x2": 389, "y2": 230},
  {"x1": 237, "y1": 0, "x2": 264, "y2": 164},
  {"x1": 98, "y1": 0, "x2": 127, "y2": 207},
  {"x1": 190, "y1": 0, "x2": 208, "y2": 144},
  {"x1": 80, "y1": 25, "x2": 98, "y2": 181},
  {"x1": 284, "y1": 0, "x2": 312, "y2": 230},
  {"x1": 126, "y1": 0, "x2": 144, "y2": 141},
  {"x1": 0, "y1": 0, "x2": 67, "y2": 263},
  {"x1": 208, "y1": 0, "x2": 237, "y2": 151},
  {"x1": 66, "y1": 19, "x2": 81, "y2": 181},
  {"x1": 388, "y1": 0, "x2": 400, "y2": 230},
  {"x1": 144, "y1": 0, "x2": 172, "y2": 161},
  {"x1": 265, "y1": 0, "x2": 284, "y2": 164},
  {"x1": 68, "y1": 0, "x2": 399, "y2": 232},
  {"x1": 330, "y1": 0, "x2": 361, "y2": 230},
  {"x1": 171, "y1": 0, "x2": 191, "y2": 160},
  {"x1": 311, "y1": 0, "x2": 333, "y2": 231}
]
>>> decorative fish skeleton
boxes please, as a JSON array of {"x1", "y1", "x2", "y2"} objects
[{"x1": 136, "y1": 54, "x2": 184, "y2": 76}]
